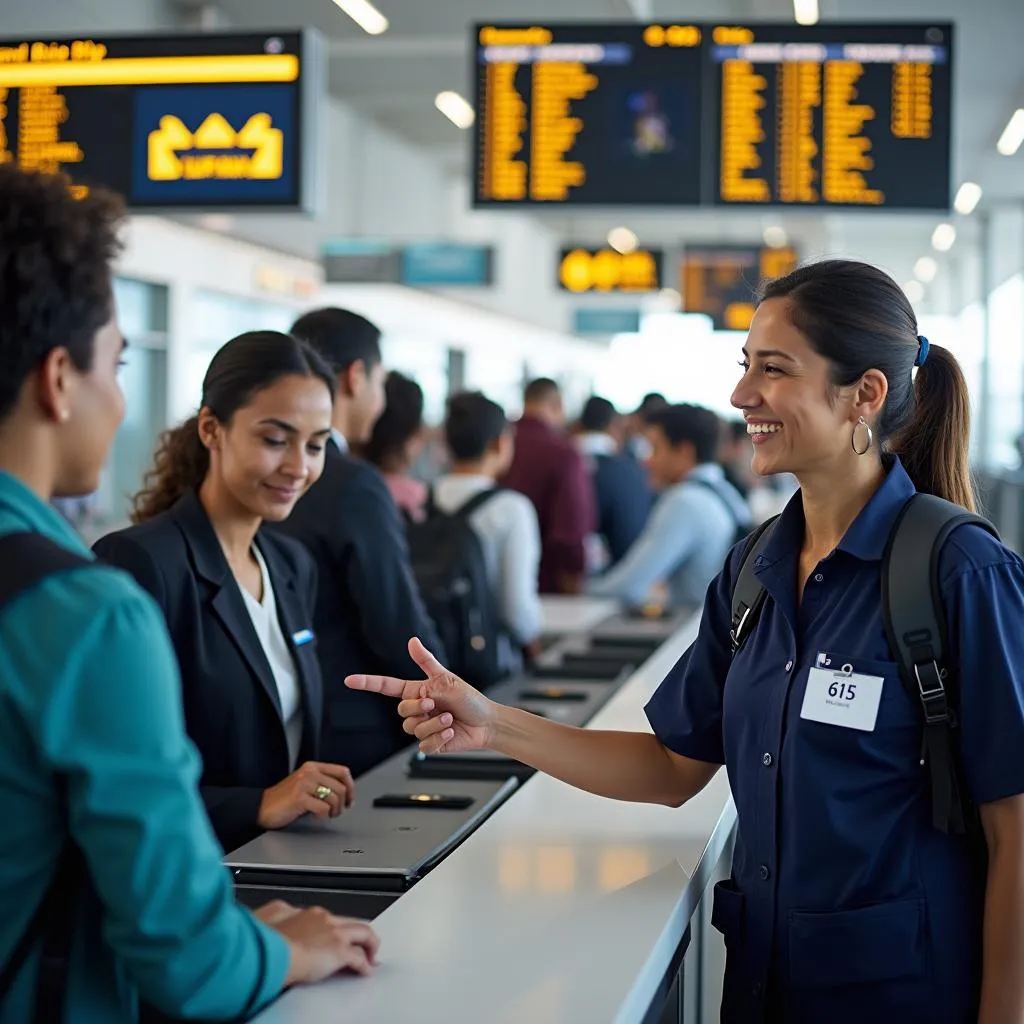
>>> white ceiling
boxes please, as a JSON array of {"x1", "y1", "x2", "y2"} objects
[{"x1": 209, "y1": 0, "x2": 1024, "y2": 301}]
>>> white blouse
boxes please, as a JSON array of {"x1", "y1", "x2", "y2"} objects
[{"x1": 240, "y1": 545, "x2": 304, "y2": 771}]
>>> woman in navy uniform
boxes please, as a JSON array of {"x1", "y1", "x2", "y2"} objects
[
  {"x1": 0, "y1": 167, "x2": 377, "y2": 1022},
  {"x1": 95, "y1": 332, "x2": 357, "y2": 855},
  {"x1": 348, "y1": 260, "x2": 1024, "y2": 1022}
]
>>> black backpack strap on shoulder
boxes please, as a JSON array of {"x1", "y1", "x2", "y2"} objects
[
  {"x1": 0, "y1": 531, "x2": 92, "y2": 1023},
  {"x1": 423, "y1": 487, "x2": 439, "y2": 520},
  {"x1": 456, "y1": 487, "x2": 504, "y2": 519},
  {"x1": 0, "y1": 532, "x2": 93, "y2": 607},
  {"x1": 881, "y1": 493, "x2": 998, "y2": 836},
  {"x1": 730, "y1": 515, "x2": 780, "y2": 654}
]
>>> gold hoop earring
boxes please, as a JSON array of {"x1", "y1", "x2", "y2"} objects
[{"x1": 852, "y1": 416, "x2": 872, "y2": 456}]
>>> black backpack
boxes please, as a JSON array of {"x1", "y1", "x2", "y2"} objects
[
  {"x1": 406, "y1": 489, "x2": 505, "y2": 687},
  {"x1": 0, "y1": 532, "x2": 93, "y2": 1024},
  {"x1": 730, "y1": 493, "x2": 997, "y2": 840}
]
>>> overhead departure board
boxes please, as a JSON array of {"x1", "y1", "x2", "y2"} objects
[
  {"x1": 474, "y1": 23, "x2": 705, "y2": 206},
  {"x1": 0, "y1": 30, "x2": 323, "y2": 211},
  {"x1": 711, "y1": 22, "x2": 952, "y2": 208},
  {"x1": 682, "y1": 245, "x2": 798, "y2": 330},
  {"x1": 472, "y1": 22, "x2": 953, "y2": 210}
]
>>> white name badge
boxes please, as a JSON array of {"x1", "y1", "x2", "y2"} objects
[{"x1": 800, "y1": 662, "x2": 884, "y2": 732}]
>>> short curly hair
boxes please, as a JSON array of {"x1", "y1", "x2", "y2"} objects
[{"x1": 0, "y1": 165, "x2": 125, "y2": 421}]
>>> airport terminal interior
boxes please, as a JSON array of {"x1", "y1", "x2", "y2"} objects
[{"x1": 1, "y1": 0, "x2": 1024, "y2": 1021}]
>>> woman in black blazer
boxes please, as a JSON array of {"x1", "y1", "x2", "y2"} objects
[{"x1": 95, "y1": 331, "x2": 356, "y2": 854}]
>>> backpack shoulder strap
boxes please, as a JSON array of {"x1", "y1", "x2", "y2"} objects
[
  {"x1": 422, "y1": 487, "x2": 439, "y2": 520},
  {"x1": 688, "y1": 477, "x2": 738, "y2": 524},
  {"x1": 881, "y1": 493, "x2": 998, "y2": 835},
  {"x1": 0, "y1": 532, "x2": 93, "y2": 611},
  {"x1": 0, "y1": 531, "x2": 92, "y2": 1021},
  {"x1": 456, "y1": 487, "x2": 505, "y2": 519},
  {"x1": 730, "y1": 515, "x2": 780, "y2": 654}
]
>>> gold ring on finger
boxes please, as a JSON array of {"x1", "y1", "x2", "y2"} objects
[{"x1": 315, "y1": 785, "x2": 333, "y2": 801}]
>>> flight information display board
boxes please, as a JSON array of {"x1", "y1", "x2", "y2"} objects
[
  {"x1": 711, "y1": 23, "x2": 952, "y2": 208},
  {"x1": 682, "y1": 245, "x2": 798, "y2": 330},
  {"x1": 0, "y1": 30, "x2": 323, "y2": 211},
  {"x1": 474, "y1": 23, "x2": 704, "y2": 206},
  {"x1": 472, "y1": 22, "x2": 953, "y2": 210}
]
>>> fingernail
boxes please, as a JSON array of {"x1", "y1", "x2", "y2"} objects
[
  {"x1": 444, "y1": 728, "x2": 454, "y2": 741},
  {"x1": 421, "y1": 699, "x2": 434, "y2": 711},
  {"x1": 441, "y1": 713, "x2": 452, "y2": 725}
]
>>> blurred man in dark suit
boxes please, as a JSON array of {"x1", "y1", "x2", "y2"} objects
[{"x1": 275, "y1": 308, "x2": 444, "y2": 774}]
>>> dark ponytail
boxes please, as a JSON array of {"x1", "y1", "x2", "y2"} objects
[
  {"x1": 760, "y1": 260, "x2": 976, "y2": 511},
  {"x1": 132, "y1": 330, "x2": 335, "y2": 523},
  {"x1": 889, "y1": 344, "x2": 975, "y2": 512}
]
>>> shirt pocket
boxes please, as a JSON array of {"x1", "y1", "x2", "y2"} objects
[
  {"x1": 795, "y1": 652, "x2": 921, "y2": 788},
  {"x1": 808, "y1": 652, "x2": 919, "y2": 732},
  {"x1": 788, "y1": 895, "x2": 927, "y2": 987}
]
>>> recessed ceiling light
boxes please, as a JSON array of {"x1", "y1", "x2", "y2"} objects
[
  {"x1": 434, "y1": 91, "x2": 475, "y2": 129},
  {"x1": 914, "y1": 256, "x2": 938, "y2": 283},
  {"x1": 996, "y1": 108, "x2": 1024, "y2": 156},
  {"x1": 903, "y1": 280, "x2": 924, "y2": 304},
  {"x1": 331, "y1": 0, "x2": 389, "y2": 36},
  {"x1": 953, "y1": 181, "x2": 982, "y2": 215},
  {"x1": 931, "y1": 223, "x2": 957, "y2": 252},
  {"x1": 793, "y1": 0, "x2": 819, "y2": 25},
  {"x1": 762, "y1": 224, "x2": 788, "y2": 248},
  {"x1": 607, "y1": 227, "x2": 638, "y2": 254}
]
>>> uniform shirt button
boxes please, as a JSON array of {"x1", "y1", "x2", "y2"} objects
[
  {"x1": 762, "y1": 752, "x2": 773, "y2": 767},
  {"x1": 814, "y1": 573, "x2": 824, "y2": 582},
  {"x1": 759, "y1": 864, "x2": 770, "y2": 881},
  {"x1": 785, "y1": 660, "x2": 794, "y2": 672}
]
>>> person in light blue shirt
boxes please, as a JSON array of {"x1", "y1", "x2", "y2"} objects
[
  {"x1": 0, "y1": 165, "x2": 378, "y2": 1023},
  {"x1": 589, "y1": 403, "x2": 750, "y2": 609}
]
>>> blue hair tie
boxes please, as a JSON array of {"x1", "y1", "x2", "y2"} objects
[{"x1": 915, "y1": 334, "x2": 930, "y2": 368}]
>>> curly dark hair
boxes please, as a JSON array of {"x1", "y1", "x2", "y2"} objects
[
  {"x1": 0, "y1": 165, "x2": 125, "y2": 421},
  {"x1": 362, "y1": 371, "x2": 424, "y2": 472}
]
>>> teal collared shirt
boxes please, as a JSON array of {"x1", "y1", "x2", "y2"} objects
[{"x1": 0, "y1": 472, "x2": 289, "y2": 1022}]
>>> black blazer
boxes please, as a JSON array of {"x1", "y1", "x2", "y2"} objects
[
  {"x1": 271, "y1": 441, "x2": 444, "y2": 774},
  {"x1": 92, "y1": 491, "x2": 324, "y2": 854}
]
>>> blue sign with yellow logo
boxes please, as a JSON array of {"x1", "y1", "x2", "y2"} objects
[
  {"x1": 132, "y1": 83, "x2": 297, "y2": 204},
  {"x1": 0, "y1": 31, "x2": 320, "y2": 212}
]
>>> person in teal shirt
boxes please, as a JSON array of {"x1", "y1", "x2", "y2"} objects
[{"x1": 0, "y1": 168, "x2": 379, "y2": 1020}]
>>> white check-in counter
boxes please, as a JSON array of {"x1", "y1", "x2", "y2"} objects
[{"x1": 253, "y1": 610, "x2": 736, "y2": 1024}]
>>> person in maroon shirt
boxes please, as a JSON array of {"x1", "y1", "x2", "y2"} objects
[{"x1": 500, "y1": 378, "x2": 595, "y2": 594}]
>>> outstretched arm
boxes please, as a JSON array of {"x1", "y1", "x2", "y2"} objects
[{"x1": 347, "y1": 639, "x2": 719, "y2": 808}]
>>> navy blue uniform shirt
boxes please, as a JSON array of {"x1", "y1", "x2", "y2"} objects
[{"x1": 646, "y1": 459, "x2": 1024, "y2": 1023}]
